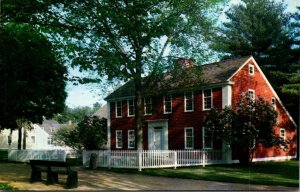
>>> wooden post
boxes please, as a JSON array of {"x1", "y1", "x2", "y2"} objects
[
  {"x1": 202, "y1": 150, "x2": 205, "y2": 168},
  {"x1": 173, "y1": 151, "x2": 177, "y2": 169},
  {"x1": 138, "y1": 150, "x2": 142, "y2": 171},
  {"x1": 108, "y1": 150, "x2": 111, "y2": 169}
]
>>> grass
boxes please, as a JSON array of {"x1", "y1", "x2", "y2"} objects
[
  {"x1": 105, "y1": 160, "x2": 299, "y2": 187},
  {"x1": 0, "y1": 182, "x2": 16, "y2": 190}
]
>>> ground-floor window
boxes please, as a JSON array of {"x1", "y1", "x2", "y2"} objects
[
  {"x1": 116, "y1": 130, "x2": 123, "y2": 148},
  {"x1": 128, "y1": 130, "x2": 135, "y2": 149},
  {"x1": 185, "y1": 127, "x2": 194, "y2": 149},
  {"x1": 203, "y1": 127, "x2": 213, "y2": 149}
]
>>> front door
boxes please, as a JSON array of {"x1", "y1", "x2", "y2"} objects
[{"x1": 154, "y1": 127, "x2": 163, "y2": 150}]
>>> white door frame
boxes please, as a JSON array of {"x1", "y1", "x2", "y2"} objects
[{"x1": 147, "y1": 120, "x2": 168, "y2": 150}]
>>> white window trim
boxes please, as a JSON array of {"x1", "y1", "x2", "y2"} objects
[
  {"x1": 128, "y1": 130, "x2": 135, "y2": 149},
  {"x1": 115, "y1": 101, "x2": 122, "y2": 118},
  {"x1": 116, "y1": 130, "x2": 123, "y2": 149},
  {"x1": 163, "y1": 96, "x2": 172, "y2": 114},
  {"x1": 185, "y1": 127, "x2": 194, "y2": 149},
  {"x1": 248, "y1": 89, "x2": 255, "y2": 100},
  {"x1": 202, "y1": 127, "x2": 213, "y2": 149},
  {"x1": 249, "y1": 64, "x2": 254, "y2": 76},
  {"x1": 127, "y1": 99, "x2": 135, "y2": 117},
  {"x1": 202, "y1": 89, "x2": 213, "y2": 111},
  {"x1": 271, "y1": 97, "x2": 276, "y2": 110},
  {"x1": 280, "y1": 128, "x2": 286, "y2": 140},
  {"x1": 184, "y1": 92, "x2": 194, "y2": 112},
  {"x1": 144, "y1": 98, "x2": 152, "y2": 115}
]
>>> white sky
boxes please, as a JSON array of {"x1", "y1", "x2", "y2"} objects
[{"x1": 66, "y1": 0, "x2": 300, "y2": 108}]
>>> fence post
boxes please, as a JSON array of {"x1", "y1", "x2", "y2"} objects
[
  {"x1": 202, "y1": 150, "x2": 205, "y2": 168},
  {"x1": 108, "y1": 150, "x2": 111, "y2": 169},
  {"x1": 138, "y1": 150, "x2": 142, "y2": 171},
  {"x1": 173, "y1": 151, "x2": 177, "y2": 169}
]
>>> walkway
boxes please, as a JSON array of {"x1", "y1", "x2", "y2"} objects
[{"x1": 0, "y1": 163, "x2": 298, "y2": 191}]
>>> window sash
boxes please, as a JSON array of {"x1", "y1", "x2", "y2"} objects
[
  {"x1": 128, "y1": 130, "x2": 135, "y2": 149},
  {"x1": 116, "y1": 130, "x2": 123, "y2": 148},
  {"x1": 185, "y1": 92, "x2": 194, "y2": 112},
  {"x1": 164, "y1": 96, "x2": 172, "y2": 114},
  {"x1": 128, "y1": 99, "x2": 135, "y2": 116},
  {"x1": 203, "y1": 89, "x2": 212, "y2": 110},
  {"x1": 185, "y1": 128, "x2": 194, "y2": 149},
  {"x1": 115, "y1": 101, "x2": 122, "y2": 117},
  {"x1": 144, "y1": 98, "x2": 152, "y2": 115}
]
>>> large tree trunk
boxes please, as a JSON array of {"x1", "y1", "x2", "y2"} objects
[
  {"x1": 17, "y1": 126, "x2": 22, "y2": 150},
  {"x1": 23, "y1": 128, "x2": 27, "y2": 149},
  {"x1": 238, "y1": 146, "x2": 251, "y2": 166},
  {"x1": 135, "y1": 77, "x2": 144, "y2": 150}
]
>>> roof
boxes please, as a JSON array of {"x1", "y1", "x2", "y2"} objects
[
  {"x1": 38, "y1": 119, "x2": 64, "y2": 135},
  {"x1": 93, "y1": 104, "x2": 107, "y2": 118},
  {"x1": 105, "y1": 56, "x2": 251, "y2": 100}
]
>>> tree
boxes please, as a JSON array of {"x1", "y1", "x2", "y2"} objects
[
  {"x1": 0, "y1": 24, "x2": 67, "y2": 148},
  {"x1": 41, "y1": 0, "x2": 225, "y2": 150},
  {"x1": 52, "y1": 116, "x2": 107, "y2": 151},
  {"x1": 205, "y1": 94, "x2": 285, "y2": 166}
]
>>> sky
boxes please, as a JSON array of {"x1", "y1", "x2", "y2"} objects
[{"x1": 65, "y1": 0, "x2": 300, "y2": 108}]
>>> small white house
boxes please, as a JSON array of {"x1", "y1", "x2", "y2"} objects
[{"x1": 0, "y1": 119, "x2": 69, "y2": 150}]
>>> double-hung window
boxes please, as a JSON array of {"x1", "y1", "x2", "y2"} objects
[
  {"x1": 128, "y1": 130, "x2": 135, "y2": 149},
  {"x1": 247, "y1": 89, "x2": 255, "y2": 100},
  {"x1": 203, "y1": 89, "x2": 213, "y2": 110},
  {"x1": 144, "y1": 98, "x2": 152, "y2": 115},
  {"x1": 128, "y1": 99, "x2": 135, "y2": 117},
  {"x1": 116, "y1": 130, "x2": 123, "y2": 148},
  {"x1": 184, "y1": 92, "x2": 194, "y2": 112},
  {"x1": 249, "y1": 64, "x2": 254, "y2": 76},
  {"x1": 164, "y1": 95, "x2": 172, "y2": 114},
  {"x1": 185, "y1": 127, "x2": 194, "y2": 149},
  {"x1": 203, "y1": 127, "x2": 213, "y2": 149},
  {"x1": 115, "y1": 101, "x2": 122, "y2": 118}
]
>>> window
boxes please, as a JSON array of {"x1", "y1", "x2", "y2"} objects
[
  {"x1": 247, "y1": 89, "x2": 255, "y2": 100},
  {"x1": 164, "y1": 95, "x2": 172, "y2": 114},
  {"x1": 128, "y1": 99, "x2": 135, "y2": 117},
  {"x1": 116, "y1": 130, "x2": 123, "y2": 148},
  {"x1": 184, "y1": 92, "x2": 194, "y2": 112},
  {"x1": 203, "y1": 89, "x2": 213, "y2": 110},
  {"x1": 144, "y1": 98, "x2": 152, "y2": 115},
  {"x1": 185, "y1": 128, "x2": 194, "y2": 149},
  {"x1": 128, "y1": 130, "x2": 135, "y2": 149},
  {"x1": 271, "y1": 97, "x2": 276, "y2": 109},
  {"x1": 31, "y1": 136, "x2": 35, "y2": 144},
  {"x1": 280, "y1": 128, "x2": 286, "y2": 140},
  {"x1": 47, "y1": 137, "x2": 53, "y2": 145},
  {"x1": 115, "y1": 101, "x2": 122, "y2": 118},
  {"x1": 249, "y1": 64, "x2": 254, "y2": 75},
  {"x1": 7, "y1": 136, "x2": 12, "y2": 145},
  {"x1": 203, "y1": 127, "x2": 213, "y2": 149}
]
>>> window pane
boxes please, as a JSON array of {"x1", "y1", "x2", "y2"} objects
[
  {"x1": 128, "y1": 100, "x2": 135, "y2": 116},
  {"x1": 116, "y1": 101, "x2": 122, "y2": 117},
  {"x1": 185, "y1": 128, "x2": 194, "y2": 149},
  {"x1": 164, "y1": 96, "x2": 172, "y2": 113},
  {"x1": 116, "y1": 131, "x2": 123, "y2": 148},
  {"x1": 203, "y1": 90, "x2": 212, "y2": 109},
  {"x1": 128, "y1": 130, "x2": 135, "y2": 149},
  {"x1": 144, "y1": 98, "x2": 152, "y2": 115},
  {"x1": 185, "y1": 92, "x2": 193, "y2": 111}
]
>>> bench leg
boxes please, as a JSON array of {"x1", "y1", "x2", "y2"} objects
[
  {"x1": 66, "y1": 172, "x2": 78, "y2": 189},
  {"x1": 30, "y1": 170, "x2": 41, "y2": 183}
]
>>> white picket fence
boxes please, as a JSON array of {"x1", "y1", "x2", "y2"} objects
[
  {"x1": 8, "y1": 149, "x2": 68, "y2": 162},
  {"x1": 83, "y1": 150, "x2": 223, "y2": 171}
]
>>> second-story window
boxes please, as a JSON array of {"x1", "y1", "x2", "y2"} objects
[
  {"x1": 164, "y1": 95, "x2": 172, "y2": 114},
  {"x1": 185, "y1": 92, "x2": 194, "y2": 112},
  {"x1": 115, "y1": 101, "x2": 122, "y2": 118},
  {"x1": 203, "y1": 89, "x2": 212, "y2": 110},
  {"x1": 128, "y1": 99, "x2": 135, "y2": 117},
  {"x1": 144, "y1": 98, "x2": 152, "y2": 115}
]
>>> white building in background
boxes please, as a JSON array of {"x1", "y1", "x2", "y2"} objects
[{"x1": 0, "y1": 119, "x2": 69, "y2": 150}]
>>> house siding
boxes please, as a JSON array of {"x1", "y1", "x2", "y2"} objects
[
  {"x1": 230, "y1": 59, "x2": 297, "y2": 160},
  {"x1": 110, "y1": 88, "x2": 223, "y2": 150}
]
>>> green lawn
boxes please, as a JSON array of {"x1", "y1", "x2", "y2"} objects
[
  {"x1": 0, "y1": 182, "x2": 15, "y2": 190},
  {"x1": 106, "y1": 160, "x2": 299, "y2": 187}
]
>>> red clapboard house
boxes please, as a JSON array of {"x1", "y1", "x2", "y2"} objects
[{"x1": 104, "y1": 56, "x2": 297, "y2": 162}]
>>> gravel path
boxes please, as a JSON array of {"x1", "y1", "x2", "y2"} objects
[{"x1": 0, "y1": 163, "x2": 298, "y2": 191}]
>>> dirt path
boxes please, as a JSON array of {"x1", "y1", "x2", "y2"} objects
[{"x1": 0, "y1": 162, "x2": 298, "y2": 191}]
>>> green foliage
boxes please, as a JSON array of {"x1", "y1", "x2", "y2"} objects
[
  {"x1": 205, "y1": 94, "x2": 283, "y2": 164},
  {"x1": 0, "y1": 182, "x2": 15, "y2": 190},
  {"x1": 52, "y1": 116, "x2": 107, "y2": 151},
  {"x1": 0, "y1": 24, "x2": 67, "y2": 130},
  {"x1": 53, "y1": 103, "x2": 102, "y2": 123}
]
